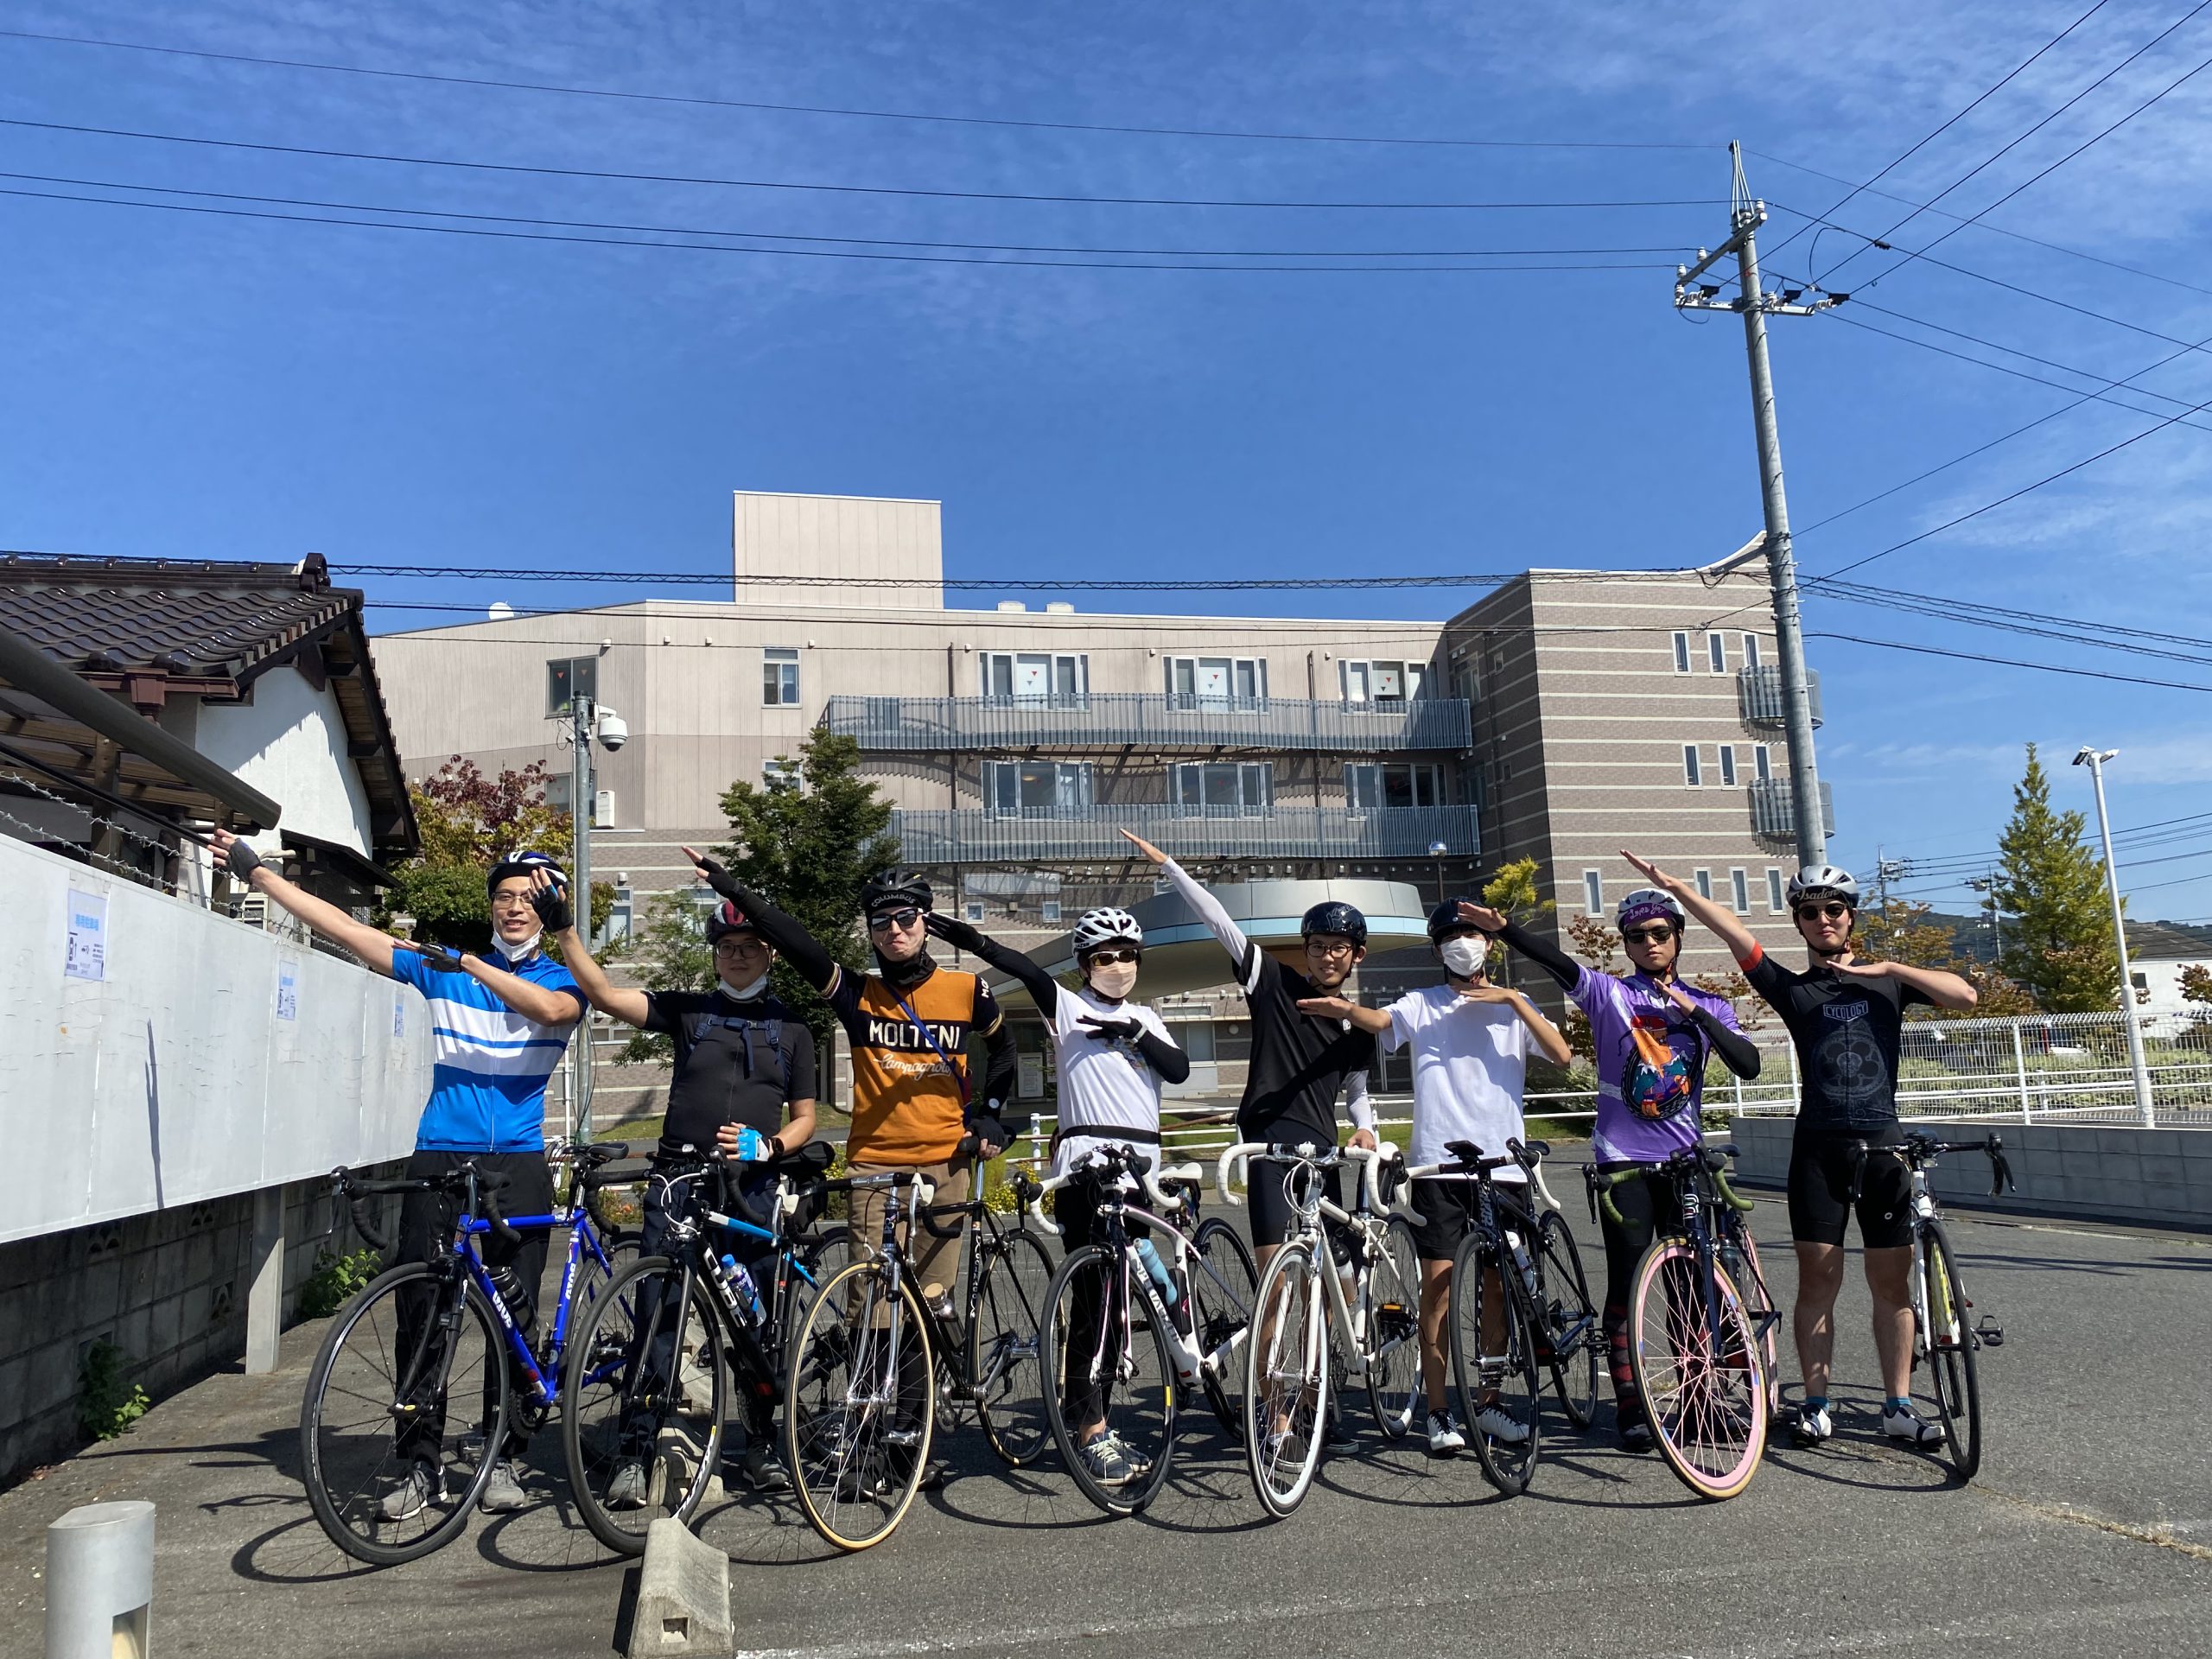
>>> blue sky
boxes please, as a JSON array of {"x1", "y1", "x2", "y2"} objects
[{"x1": 5, "y1": 1, "x2": 2210, "y2": 924}]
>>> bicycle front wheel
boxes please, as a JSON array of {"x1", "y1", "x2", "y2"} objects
[
  {"x1": 1449, "y1": 1233, "x2": 1541, "y2": 1496},
  {"x1": 1921, "y1": 1222, "x2": 1983, "y2": 1480},
  {"x1": 784, "y1": 1260, "x2": 934, "y2": 1552},
  {"x1": 1191, "y1": 1217, "x2": 1256, "y2": 1441},
  {"x1": 561, "y1": 1255, "x2": 729, "y2": 1556},
  {"x1": 1630, "y1": 1243, "x2": 1766, "y2": 1501},
  {"x1": 1244, "y1": 1243, "x2": 1327, "y2": 1517},
  {"x1": 1362, "y1": 1214, "x2": 1423, "y2": 1440},
  {"x1": 1534, "y1": 1209, "x2": 1600, "y2": 1430},
  {"x1": 299, "y1": 1261, "x2": 509, "y2": 1566},
  {"x1": 1040, "y1": 1244, "x2": 1177, "y2": 1515},
  {"x1": 1717, "y1": 1216, "x2": 1782, "y2": 1420},
  {"x1": 971, "y1": 1225, "x2": 1055, "y2": 1466}
]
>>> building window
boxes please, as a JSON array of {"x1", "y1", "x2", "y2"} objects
[
  {"x1": 1742, "y1": 632, "x2": 1763, "y2": 669},
  {"x1": 763, "y1": 757, "x2": 799, "y2": 790},
  {"x1": 984, "y1": 760, "x2": 1094, "y2": 816},
  {"x1": 1165, "y1": 656, "x2": 1265, "y2": 709},
  {"x1": 1340, "y1": 659, "x2": 1425, "y2": 709},
  {"x1": 1718, "y1": 744, "x2": 1738, "y2": 787},
  {"x1": 1767, "y1": 868, "x2": 1786, "y2": 912},
  {"x1": 964, "y1": 901, "x2": 986, "y2": 923},
  {"x1": 546, "y1": 655, "x2": 597, "y2": 715},
  {"x1": 1754, "y1": 744, "x2": 1772, "y2": 782},
  {"x1": 982, "y1": 651, "x2": 1088, "y2": 704},
  {"x1": 1731, "y1": 868, "x2": 1751, "y2": 912},
  {"x1": 1707, "y1": 632, "x2": 1727, "y2": 674},
  {"x1": 1583, "y1": 870, "x2": 1604, "y2": 916},
  {"x1": 1041, "y1": 899, "x2": 1062, "y2": 924},
  {"x1": 762, "y1": 646, "x2": 799, "y2": 707},
  {"x1": 1694, "y1": 868, "x2": 1713, "y2": 900},
  {"x1": 1682, "y1": 745, "x2": 1702, "y2": 787},
  {"x1": 1173, "y1": 761, "x2": 1274, "y2": 817},
  {"x1": 1167, "y1": 1021, "x2": 1218, "y2": 1064},
  {"x1": 1345, "y1": 763, "x2": 1446, "y2": 812},
  {"x1": 1671, "y1": 632, "x2": 1691, "y2": 674}
]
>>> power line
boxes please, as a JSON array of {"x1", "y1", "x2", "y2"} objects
[
  {"x1": 0, "y1": 117, "x2": 1727, "y2": 212},
  {"x1": 1807, "y1": 630, "x2": 2212, "y2": 692},
  {"x1": 0, "y1": 27, "x2": 1710, "y2": 152},
  {"x1": 0, "y1": 169, "x2": 1697, "y2": 261}
]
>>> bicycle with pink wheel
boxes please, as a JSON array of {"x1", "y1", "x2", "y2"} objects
[{"x1": 1592, "y1": 1145, "x2": 1770, "y2": 1501}]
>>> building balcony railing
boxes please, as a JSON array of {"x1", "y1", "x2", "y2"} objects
[
  {"x1": 1748, "y1": 776, "x2": 1836, "y2": 842},
  {"x1": 821, "y1": 692, "x2": 1471, "y2": 754},
  {"x1": 888, "y1": 803, "x2": 1480, "y2": 864},
  {"x1": 1737, "y1": 664, "x2": 1824, "y2": 729}
]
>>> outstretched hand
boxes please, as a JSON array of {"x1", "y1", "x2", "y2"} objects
[
  {"x1": 1077, "y1": 1013, "x2": 1141, "y2": 1043},
  {"x1": 680, "y1": 845, "x2": 745, "y2": 902},
  {"x1": 1454, "y1": 900, "x2": 1508, "y2": 933},
  {"x1": 410, "y1": 942, "x2": 469, "y2": 975},
  {"x1": 924, "y1": 910, "x2": 984, "y2": 951},
  {"x1": 1118, "y1": 829, "x2": 1169, "y2": 866},
  {"x1": 1454, "y1": 984, "x2": 1519, "y2": 1006},
  {"x1": 209, "y1": 827, "x2": 265, "y2": 882},
  {"x1": 1295, "y1": 995, "x2": 1356, "y2": 1020},
  {"x1": 1659, "y1": 979, "x2": 1699, "y2": 1014},
  {"x1": 1619, "y1": 849, "x2": 1688, "y2": 896},
  {"x1": 1827, "y1": 957, "x2": 1890, "y2": 980},
  {"x1": 527, "y1": 868, "x2": 574, "y2": 933}
]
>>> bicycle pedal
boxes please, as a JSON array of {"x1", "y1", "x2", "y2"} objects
[{"x1": 1975, "y1": 1315, "x2": 2005, "y2": 1348}]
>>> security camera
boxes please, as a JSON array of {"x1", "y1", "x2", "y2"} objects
[{"x1": 595, "y1": 708, "x2": 629, "y2": 751}]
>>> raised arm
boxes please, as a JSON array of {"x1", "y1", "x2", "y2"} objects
[
  {"x1": 1294, "y1": 993, "x2": 1392, "y2": 1035},
  {"x1": 1621, "y1": 849, "x2": 1759, "y2": 961},
  {"x1": 538, "y1": 869, "x2": 651, "y2": 1027},
  {"x1": 1836, "y1": 957, "x2": 1980, "y2": 1013},
  {"x1": 452, "y1": 951, "x2": 584, "y2": 1027},
  {"x1": 1121, "y1": 830, "x2": 1257, "y2": 988},
  {"x1": 683, "y1": 848, "x2": 838, "y2": 992},
  {"x1": 209, "y1": 829, "x2": 397, "y2": 974},
  {"x1": 1659, "y1": 982, "x2": 1763, "y2": 1077},
  {"x1": 924, "y1": 911, "x2": 1061, "y2": 1018}
]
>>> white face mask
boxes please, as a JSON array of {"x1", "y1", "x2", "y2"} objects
[
  {"x1": 491, "y1": 928, "x2": 543, "y2": 963},
  {"x1": 1088, "y1": 962, "x2": 1139, "y2": 1001},
  {"x1": 1439, "y1": 938, "x2": 1488, "y2": 980},
  {"x1": 719, "y1": 968, "x2": 770, "y2": 1001}
]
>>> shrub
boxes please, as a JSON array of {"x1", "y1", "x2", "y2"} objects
[
  {"x1": 78, "y1": 1340, "x2": 149, "y2": 1441},
  {"x1": 300, "y1": 1247, "x2": 383, "y2": 1319}
]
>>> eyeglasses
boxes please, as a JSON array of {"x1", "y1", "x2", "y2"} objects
[
  {"x1": 1084, "y1": 948, "x2": 1141, "y2": 966},
  {"x1": 868, "y1": 907, "x2": 924, "y2": 933},
  {"x1": 1622, "y1": 925, "x2": 1675, "y2": 945},
  {"x1": 1796, "y1": 901, "x2": 1852, "y2": 922},
  {"x1": 713, "y1": 935, "x2": 766, "y2": 955},
  {"x1": 489, "y1": 892, "x2": 537, "y2": 911},
  {"x1": 1306, "y1": 939, "x2": 1358, "y2": 959}
]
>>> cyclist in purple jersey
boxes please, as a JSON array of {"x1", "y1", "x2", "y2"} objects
[{"x1": 1465, "y1": 890, "x2": 1761, "y2": 1450}]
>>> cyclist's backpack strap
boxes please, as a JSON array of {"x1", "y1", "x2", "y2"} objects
[{"x1": 684, "y1": 1010, "x2": 791, "y2": 1094}]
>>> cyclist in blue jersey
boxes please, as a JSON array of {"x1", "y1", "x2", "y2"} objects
[{"x1": 211, "y1": 828, "x2": 586, "y2": 1516}]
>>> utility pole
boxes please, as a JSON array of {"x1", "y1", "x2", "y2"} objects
[
  {"x1": 1676, "y1": 143, "x2": 1844, "y2": 868},
  {"x1": 2073, "y1": 747, "x2": 2156, "y2": 1127},
  {"x1": 569, "y1": 691, "x2": 595, "y2": 1143}
]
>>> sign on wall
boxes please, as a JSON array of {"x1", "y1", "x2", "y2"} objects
[{"x1": 64, "y1": 888, "x2": 106, "y2": 981}]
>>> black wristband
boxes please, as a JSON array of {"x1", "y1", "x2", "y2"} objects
[{"x1": 224, "y1": 839, "x2": 264, "y2": 880}]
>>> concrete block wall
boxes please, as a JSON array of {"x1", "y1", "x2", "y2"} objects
[
  {"x1": 1729, "y1": 1116, "x2": 2212, "y2": 1231},
  {"x1": 0, "y1": 1161, "x2": 404, "y2": 1489}
]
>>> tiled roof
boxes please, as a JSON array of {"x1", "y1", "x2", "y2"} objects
[{"x1": 0, "y1": 552, "x2": 349, "y2": 683}]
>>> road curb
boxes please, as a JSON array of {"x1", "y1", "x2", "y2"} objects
[{"x1": 627, "y1": 1517, "x2": 732, "y2": 1657}]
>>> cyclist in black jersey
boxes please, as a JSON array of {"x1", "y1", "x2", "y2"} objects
[{"x1": 1623, "y1": 851, "x2": 1977, "y2": 1448}]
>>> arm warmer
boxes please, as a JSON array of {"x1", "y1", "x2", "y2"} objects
[
  {"x1": 1134, "y1": 1027, "x2": 1192, "y2": 1085},
  {"x1": 976, "y1": 1017, "x2": 1020, "y2": 1116},
  {"x1": 725, "y1": 882, "x2": 838, "y2": 990},
  {"x1": 1344, "y1": 1070, "x2": 1376, "y2": 1134},
  {"x1": 949, "y1": 926, "x2": 1063, "y2": 1021},
  {"x1": 1162, "y1": 857, "x2": 1258, "y2": 988},
  {"x1": 1692, "y1": 1006, "x2": 1762, "y2": 1078},
  {"x1": 1499, "y1": 921, "x2": 1580, "y2": 994}
]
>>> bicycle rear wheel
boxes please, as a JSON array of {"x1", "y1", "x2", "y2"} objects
[
  {"x1": 1191, "y1": 1217, "x2": 1255, "y2": 1440},
  {"x1": 783, "y1": 1260, "x2": 934, "y2": 1552},
  {"x1": 1630, "y1": 1243, "x2": 1766, "y2": 1500},
  {"x1": 1362, "y1": 1215, "x2": 1423, "y2": 1440},
  {"x1": 1921, "y1": 1222, "x2": 1982, "y2": 1481},
  {"x1": 971, "y1": 1226, "x2": 1055, "y2": 1465},
  {"x1": 1039, "y1": 1244, "x2": 1177, "y2": 1515},
  {"x1": 1448, "y1": 1232, "x2": 1541, "y2": 1496},
  {"x1": 299, "y1": 1262, "x2": 509, "y2": 1565},
  {"x1": 561, "y1": 1255, "x2": 729, "y2": 1556},
  {"x1": 1534, "y1": 1210, "x2": 1600, "y2": 1430},
  {"x1": 1244, "y1": 1243, "x2": 1327, "y2": 1517}
]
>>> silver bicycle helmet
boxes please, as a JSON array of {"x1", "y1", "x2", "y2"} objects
[
  {"x1": 1786, "y1": 865, "x2": 1860, "y2": 906},
  {"x1": 1616, "y1": 887, "x2": 1687, "y2": 931},
  {"x1": 1071, "y1": 906, "x2": 1142, "y2": 956}
]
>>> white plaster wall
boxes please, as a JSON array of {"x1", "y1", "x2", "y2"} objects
[
  {"x1": 2134, "y1": 957, "x2": 2211, "y2": 1019},
  {"x1": 194, "y1": 664, "x2": 377, "y2": 855},
  {"x1": 0, "y1": 833, "x2": 430, "y2": 1243}
]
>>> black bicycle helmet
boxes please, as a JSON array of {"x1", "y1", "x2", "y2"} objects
[
  {"x1": 704, "y1": 899, "x2": 759, "y2": 944},
  {"x1": 1300, "y1": 899, "x2": 1368, "y2": 945},
  {"x1": 861, "y1": 868, "x2": 934, "y2": 917},
  {"x1": 486, "y1": 848, "x2": 566, "y2": 899},
  {"x1": 1426, "y1": 899, "x2": 1481, "y2": 942}
]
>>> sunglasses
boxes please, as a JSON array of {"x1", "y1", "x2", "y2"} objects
[
  {"x1": 868, "y1": 906, "x2": 924, "y2": 933},
  {"x1": 1622, "y1": 925, "x2": 1676, "y2": 945},
  {"x1": 1084, "y1": 948, "x2": 1141, "y2": 966},
  {"x1": 1796, "y1": 901, "x2": 1852, "y2": 922}
]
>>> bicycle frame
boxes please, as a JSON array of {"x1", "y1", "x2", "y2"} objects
[{"x1": 1226, "y1": 1146, "x2": 1401, "y2": 1384}]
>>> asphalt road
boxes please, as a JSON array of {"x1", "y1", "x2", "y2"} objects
[{"x1": 4, "y1": 1186, "x2": 2208, "y2": 1659}]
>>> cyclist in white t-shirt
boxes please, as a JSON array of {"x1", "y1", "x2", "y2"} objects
[
  {"x1": 1300, "y1": 899, "x2": 1571, "y2": 1456},
  {"x1": 925, "y1": 906, "x2": 1190, "y2": 1485}
]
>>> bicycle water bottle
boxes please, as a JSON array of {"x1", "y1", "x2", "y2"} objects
[
  {"x1": 485, "y1": 1262, "x2": 537, "y2": 1335},
  {"x1": 1134, "y1": 1239, "x2": 1181, "y2": 1310},
  {"x1": 719, "y1": 1255, "x2": 765, "y2": 1325},
  {"x1": 1505, "y1": 1230, "x2": 1536, "y2": 1299}
]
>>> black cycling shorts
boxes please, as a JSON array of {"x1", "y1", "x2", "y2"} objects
[
  {"x1": 1246, "y1": 1160, "x2": 1344, "y2": 1250},
  {"x1": 1408, "y1": 1176, "x2": 1532, "y2": 1262},
  {"x1": 1787, "y1": 1131, "x2": 1913, "y2": 1249}
]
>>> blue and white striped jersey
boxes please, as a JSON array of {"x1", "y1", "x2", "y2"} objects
[{"x1": 390, "y1": 946, "x2": 585, "y2": 1153}]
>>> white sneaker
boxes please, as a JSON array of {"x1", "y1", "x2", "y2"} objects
[
  {"x1": 1425, "y1": 1408, "x2": 1465, "y2": 1456},
  {"x1": 1793, "y1": 1404, "x2": 1834, "y2": 1446},
  {"x1": 1883, "y1": 1404, "x2": 1943, "y2": 1446},
  {"x1": 1473, "y1": 1402, "x2": 1530, "y2": 1445}
]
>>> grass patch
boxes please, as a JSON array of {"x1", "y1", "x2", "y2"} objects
[{"x1": 78, "y1": 1340, "x2": 149, "y2": 1441}]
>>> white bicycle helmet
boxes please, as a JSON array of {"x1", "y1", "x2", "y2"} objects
[
  {"x1": 1616, "y1": 888, "x2": 1687, "y2": 931},
  {"x1": 1787, "y1": 865, "x2": 1860, "y2": 906},
  {"x1": 1071, "y1": 906, "x2": 1142, "y2": 956}
]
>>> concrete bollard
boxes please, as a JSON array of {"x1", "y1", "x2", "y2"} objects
[
  {"x1": 627, "y1": 1518, "x2": 732, "y2": 1658},
  {"x1": 45, "y1": 1500, "x2": 154, "y2": 1659}
]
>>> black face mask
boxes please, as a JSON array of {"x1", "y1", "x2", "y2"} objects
[{"x1": 875, "y1": 945, "x2": 936, "y2": 992}]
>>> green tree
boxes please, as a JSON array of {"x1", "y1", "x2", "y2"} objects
[
  {"x1": 616, "y1": 888, "x2": 717, "y2": 1063},
  {"x1": 378, "y1": 757, "x2": 612, "y2": 949},
  {"x1": 1859, "y1": 899, "x2": 2036, "y2": 1017},
  {"x1": 1993, "y1": 744, "x2": 2120, "y2": 1012},
  {"x1": 1479, "y1": 855, "x2": 1553, "y2": 984}
]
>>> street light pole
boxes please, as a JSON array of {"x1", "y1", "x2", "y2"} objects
[
  {"x1": 2073, "y1": 747, "x2": 2155, "y2": 1127},
  {"x1": 1427, "y1": 839, "x2": 1449, "y2": 908}
]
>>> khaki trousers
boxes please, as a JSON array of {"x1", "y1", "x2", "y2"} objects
[{"x1": 847, "y1": 1158, "x2": 972, "y2": 1306}]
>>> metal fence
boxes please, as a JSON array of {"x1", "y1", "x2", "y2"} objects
[
  {"x1": 888, "y1": 802, "x2": 1480, "y2": 863},
  {"x1": 820, "y1": 691, "x2": 1471, "y2": 755}
]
